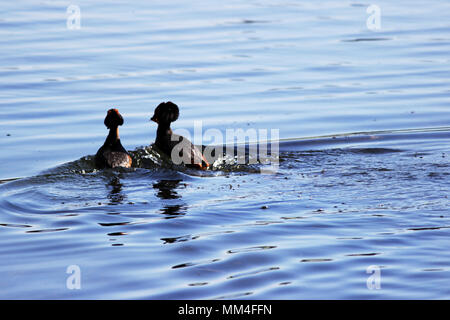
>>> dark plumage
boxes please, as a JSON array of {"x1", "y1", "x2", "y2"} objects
[
  {"x1": 95, "y1": 108, "x2": 132, "y2": 169},
  {"x1": 151, "y1": 101, "x2": 209, "y2": 170}
]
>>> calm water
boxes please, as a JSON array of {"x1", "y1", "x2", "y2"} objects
[{"x1": 0, "y1": 0, "x2": 449, "y2": 299}]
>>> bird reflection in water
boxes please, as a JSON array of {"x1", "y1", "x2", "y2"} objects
[
  {"x1": 102, "y1": 174, "x2": 129, "y2": 246},
  {"x1": 152, "y1": 179, "x2": 187, "y2": 218},
  {"x1": 107, "y1": 175, "x2": 126, "y2": 205}
]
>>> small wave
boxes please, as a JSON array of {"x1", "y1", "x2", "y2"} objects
[
  {"x1": 227, "y1": 245, "x2": 277, "y2": 254},
  {"x1": 349, "y1": 148, "x2": 402, "y2": 154},
  {"x1": 278, "y1": 127, "x2": 450, "y2": 152},
  {"x1": 25, "y1": 228, "x2": 69, "y2": 234},
  {"x1": 171, "y1": 258, "x2": 221, "y2": 270},
  {"x1": 300, "y1": 258, "x2": 333, "y2": 263},
  {"x1": 342, "y1": 37, "x2": 392, "y2": 42},
  {"x1": 0, "y1": 223, "x2": 32, "y2": 228},
  {"x1": 227, "y1": 267, "x2": 280, "y2": 279}
]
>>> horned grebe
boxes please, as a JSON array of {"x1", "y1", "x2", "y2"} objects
[
  {"x1": 150, "y1": 101, "x2": 209, "y2": 170},
  {"x1": 95, "y1": 108, "x2": 132, "y2": 169}
]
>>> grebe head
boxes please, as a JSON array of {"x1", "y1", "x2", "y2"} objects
[
  {"x1": 104, "y1": 108, "x2": 124, "y2": 129},
  {"x1": 151, "y1": 101, "x2": 179, "y2": 125}
]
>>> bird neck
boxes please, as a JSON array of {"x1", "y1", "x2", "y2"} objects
[
  {"x1": 106, "y1": 126, "x2": 120, "y2": 144},
  {"x1": 156, "y1": 123, "x2": 172, "y2": 137}
]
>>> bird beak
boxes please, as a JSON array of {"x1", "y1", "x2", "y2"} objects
[{"x1": 150, "y1": 116, "x2": 158, "y2": 123}]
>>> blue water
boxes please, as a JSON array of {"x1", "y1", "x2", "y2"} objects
[{"x1": 0, "y1": 0, "x2": 449, "y2": 299}]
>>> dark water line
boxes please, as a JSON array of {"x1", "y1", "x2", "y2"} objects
[{"x1": 0, "y1": 177, "x2": 21, "y2": 184}]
